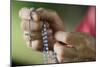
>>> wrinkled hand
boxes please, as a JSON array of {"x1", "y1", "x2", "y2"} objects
[
  {"x1": 19, "y1": 7, "x2": 96, "y2": 63},
  {"x1": 19, "y1": 7, "x2": 65, "y2": 50}
]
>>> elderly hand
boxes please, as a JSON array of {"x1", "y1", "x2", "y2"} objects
[{"x1": 19, "y1": 7, "x2": 96, "y2": 63}]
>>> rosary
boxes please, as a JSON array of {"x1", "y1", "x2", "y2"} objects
[{"x1": 41, "y1": 22, "x2": 59, "y2": 64}]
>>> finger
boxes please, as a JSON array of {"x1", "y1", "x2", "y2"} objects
[
  {"x1": 54, "y1": 31, "x2": 69, "y2": 45},
  {"x1": 21, "y1": 20, "x2": 42, "y2": 32},
  {"x1": 36, "y1": 8, "x2": 65, "y2": 32},
  {"x1": 19, "y1": 8, "x2": 42, "y2": 32},
  {"x1": 31, "y1": 40, "x2": 43, "y2": 51},
  {"x1": 31, "y1": 11, "x2": 40, "y2": 22},
  {"x1": 54, "y1": 31, "x2": 74, "y2": 48},
  {"x1": 25, "y1": 39, "x2": 43, "y2": 51},
  {"x1": 54, "y1": 42, "x2": 77, "y2": 63},
  {"x1": 23, "y1": 31, "x2": 42, "y2": 41},
  {"x1": 53, "y1": 42, "x2": 65, "y2": 63},
  {"x1": 55, "y1": 31, "x2": 96, "y2": 51},
  {"x1": 36, "y1": 8, "x2": 55, "y2": 21},
  {"x1": 19, "y1": 7, "x2": 33, "y2": 20},
  {"x1": 19, "y1": 7, "x2": 40, "y2": 23},
  {"x1": 23, "y1": 29, "x2": 55, "y2": 51}
]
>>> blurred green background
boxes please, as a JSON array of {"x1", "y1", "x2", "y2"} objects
[{"x1": 12, "y1": 0, "x2": 89, "y2": 66}]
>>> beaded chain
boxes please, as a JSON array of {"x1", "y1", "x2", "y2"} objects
[{"x1": 41, "y1": 22, "x2": 59, "y2": 64}]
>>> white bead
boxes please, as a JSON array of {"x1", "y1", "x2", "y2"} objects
[
  {"x1": 44, "y1": 28, "x2": 46, "y2": 31},
  {"x1": 43, "y1": 36, "x2": 48, "y2": 40},
  {"x1": 43, "y1": 40, "x2": 48, "y2": 43},
  {"x1": 46, "y1": 48, "x2": 48, "y2": 50},
  {"x1": 43, "y1": 24, "x2": 46, "y2": 27},
  {"x1": 44, "y1": 44, "x2": 48, "y2": 46}
]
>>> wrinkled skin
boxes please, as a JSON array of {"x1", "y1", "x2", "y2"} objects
[{"x1": 19, "y1": 7, "x2": 96, "y2": 63}]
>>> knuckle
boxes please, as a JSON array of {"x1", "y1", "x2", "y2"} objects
[
  {"x1": 36, "y1": 8, "x2": 45, "y2": 12},
  {"x1": 19, "y1": 7, "x2": 31, "y2": 20},
  {"x1": 31, "y1": 12, "x2": 39, "y2": 21}
]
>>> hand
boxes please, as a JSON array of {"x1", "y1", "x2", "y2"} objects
[
  {"x1": 19, "y1": 7, "x2": 65, "y2": 51},
  {"x1": 19, "y1": 7, "x2": 96, "y2": 63},
  {"x1": 54, "y1": 31, "x2": 96, "y2": 62}
]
